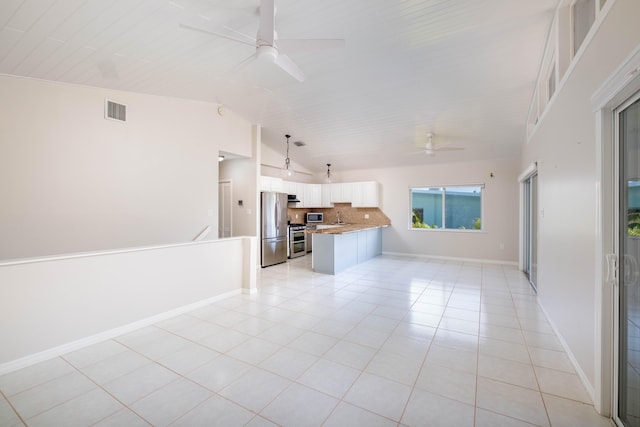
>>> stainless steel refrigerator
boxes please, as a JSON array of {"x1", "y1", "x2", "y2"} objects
[{"x1": 261, "y1": 192, "x2": 288, "y2": 267}]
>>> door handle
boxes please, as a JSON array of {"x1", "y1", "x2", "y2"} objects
[{"x1": 606, "y1": 254, "x2": 618, "y2": 285}]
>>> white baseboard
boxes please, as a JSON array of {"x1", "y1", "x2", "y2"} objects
[
  {"x1": 0, "y1": 289, "x2": 241, "y2": 376},
  {"x1": 536, "y1": 301, "x2": 596, "y2": 404},
  {"x1": 382, "y1": 251, "x2": 518, "y2": 267}
]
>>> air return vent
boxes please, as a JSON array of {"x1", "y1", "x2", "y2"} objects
[{"x1": 105, "y1": 99, "x2": 127, "y2": 122}]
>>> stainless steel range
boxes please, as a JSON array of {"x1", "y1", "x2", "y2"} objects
[{"x1": 288, "y1": 223, "x2": 307, "y2": 258}]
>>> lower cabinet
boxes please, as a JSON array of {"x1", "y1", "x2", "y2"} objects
[{"x1": 312, "y1": 227, "x2": 382, "y2": 275}]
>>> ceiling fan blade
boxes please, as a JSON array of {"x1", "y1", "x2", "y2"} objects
[
  {"x1": 179, "y1": 23, "x2": 256, "y2": 47},
  {"x1": 258, "y1": 0, "x2": 275, "y2": 45},
  {"x1": 277, "y1": 39, "x2": 346, "y2": 54},
  {"x1": 436, "y1": 147, "x2": 464, "y2": 151},
  {"x1": 221, "y1": 25, "x2": 258, "y2": 45},
  {"x1": 232, "y1": 52, "x2": 259, "y2": 73},
  {"x1": 274, "y1": 53, "x2": 305, "y2": 82}
]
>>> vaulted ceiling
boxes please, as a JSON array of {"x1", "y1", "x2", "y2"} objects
[{"x1": 0, "y1": 0, "x2": 557, "y2": 172}]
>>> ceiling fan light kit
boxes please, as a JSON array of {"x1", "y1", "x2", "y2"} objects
[{"x1": 256, "y1": 45, "x2": 278, "y2": 62}]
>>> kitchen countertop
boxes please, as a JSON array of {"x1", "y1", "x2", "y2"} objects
[{"x1": 306, "y1": 224, "x2": 389, "y2": 235}]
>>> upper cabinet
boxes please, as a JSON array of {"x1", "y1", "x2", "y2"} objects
[
  {"x1": 281, "y1": 180, "x2": 296, "y2": 195},
  {"x1": 321, "y1": 185, "x2": 332, "y2": 208},
  {"x1": 260, "y1": 176, "x2": 283, "y2": 192},
  {"x1": 352, "y1": 181, "x2": 380, "y2": 207},
  {"x1": 331, "y1": 182, "x2": 379, "y2": 207},
  {"x1": 330, "y1": 182, "x2": 353, "y2": 203},
  {"x1": 305, "y1": 184, "x2": 322, "y2": 208},
  {"x1": 275, "y1": 179, "x2": 380, "y2": 208}
]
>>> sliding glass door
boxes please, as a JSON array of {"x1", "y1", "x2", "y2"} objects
[
  {"x1": 616, "y1": 93, "x2": 640, "y2": 427},
  {"x1": 523, "y1": 173, "x2": 538, "y2": 291}
]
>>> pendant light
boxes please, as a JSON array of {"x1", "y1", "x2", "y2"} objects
[
  {"x1": 325, "y1": 163, "x2": 332, "y2": 183},
  {"x1": 282, "y1": 134, "x2": 294, "y2": 178}
]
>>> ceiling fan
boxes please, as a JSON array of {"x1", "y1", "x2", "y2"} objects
[
  {"x1": 423, "y1": 132, "x2": 464, "y2": 156},
  {"x1": 180, "y1": 0, "x2": 345, "y2": 82}
]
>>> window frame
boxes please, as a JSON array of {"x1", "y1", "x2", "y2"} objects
[
  {"x1": 570, "y1": 0, "x2": 596, "y2": 58},
  {"x1": 409, "y1": 184, "x2": 485, "y2": 232},
  {"x1": 547, "y1": 59, "x2": 557, "y2": 102}
]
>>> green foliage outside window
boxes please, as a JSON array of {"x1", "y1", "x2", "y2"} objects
[
  {"x1": 628, "y1": 212, "x2": 640, "y2": 236},
  {"x1": 412, "y1": 211, "x2": 440, "y2": 229}
]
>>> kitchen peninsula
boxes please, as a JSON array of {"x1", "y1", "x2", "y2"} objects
[{"x1": 309, "y1": 224, "x2": 388, "y2": 274}]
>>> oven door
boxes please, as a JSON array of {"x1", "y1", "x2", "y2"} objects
[{"x1": 289, "y1": 229, "x2": 307, "y2": 258}]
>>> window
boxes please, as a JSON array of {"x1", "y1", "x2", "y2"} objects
[
  {"x1": 410, "y1": 186, "x2": 483, "y2": 231},
  {"x1": 547, "y1": 62, "x2": 556, "y2": 101},
  {"x1": 571, "y1": 0, "x2": 595, "y2": 56}
]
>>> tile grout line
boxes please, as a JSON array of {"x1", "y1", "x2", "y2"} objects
[
  {"x1": 0, "y1": 388, "x2": 28, "y2": 427},
  {"x1": 505, "y1": 263, "x2": 553, "y2": 427},
  {"x1": 397, "y1": 260, "x2": 455, "y2": 425}
]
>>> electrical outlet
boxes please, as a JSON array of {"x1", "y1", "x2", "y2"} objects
[
  {"x1": 364, "y1": 213, "x2": 370, "y2": 219},
  {"x1": 296, "y1": 214, "x2": 299, "y2": 219}
]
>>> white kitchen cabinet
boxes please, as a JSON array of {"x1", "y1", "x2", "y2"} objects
[
  {"x1": 330, "y1": 182, "x2": 353, "y2": 203},
  {"x1": 352, "y1": 181, "x2": 380, "y2": 207},
  {"x1": 282, "y1": 182, "x2": 305, "y2": 206},
  {"x1": 290, "y1": 182, "x2": 307, "y2": 208},
  {"x1": 312, "y1": 226, "x2": 384, "y2": 274},
  {"x1": 282, "y1": 180, "x2": 296, "y2": 195},
  {"x1": 321, "y1": 184, "x2": 333, "y2": 207},
  {"x1": 305, "y1": 184, "x2": 322, "y2": 208},
  {"x1": 275, "y1": 179, "x2": 379, "y2": 207},
  {"x1": 260, "y1": 176, "x2": 283, "y2": 192}
]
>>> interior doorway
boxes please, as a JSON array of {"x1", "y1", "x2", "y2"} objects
[{"x1": 218, "y1": 180, "x2": 232, "y2": 238}]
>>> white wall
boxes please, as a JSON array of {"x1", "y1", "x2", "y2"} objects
[
  {"x1": 338, "y1": 158, "x2": 520, "y2": 263},
  {"x1": 0, "y1": 237, "x2": 256, "y2": 370},
  {"x1": 521, "y1": 0, "x2": 640, "y2": 395},
  {"x1": 0, "y1": 75, "x2": 253, "y2": 260}
]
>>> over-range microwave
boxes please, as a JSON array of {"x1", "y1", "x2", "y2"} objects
[{"x1": 306, "y1": 212, "x2": 323, "y2": 223}]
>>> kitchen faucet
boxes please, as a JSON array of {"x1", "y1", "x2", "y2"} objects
[{"x1": 336, "y1": 210, "x2": 343, "y2": 224}]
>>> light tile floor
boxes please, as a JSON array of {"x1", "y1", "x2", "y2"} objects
[{"x1": 0, "y1": 255, "x2": 613, "y2": 426}]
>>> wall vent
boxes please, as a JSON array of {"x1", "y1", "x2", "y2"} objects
[{"x1": 105, "y1": 99, "x2": 127, "y2": 122}]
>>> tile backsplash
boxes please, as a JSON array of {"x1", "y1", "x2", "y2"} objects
[{"x1": 288, "y1": 203, "x2": 391, "y2": 226}]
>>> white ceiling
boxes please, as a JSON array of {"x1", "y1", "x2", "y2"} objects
[{"x1": 0, "y1": 0, "x2": 557, "y2": 173}]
